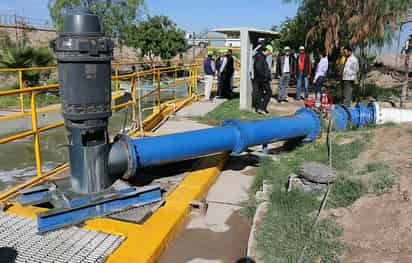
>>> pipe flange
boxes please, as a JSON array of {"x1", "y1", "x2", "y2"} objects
[
  {"x1": 368, "y1": 101, "x2": 381, "y2": 125},
  {"x1": 332, "y1": 105, "x2": 350, "y2": 130},
  {"x1": 113, "y1": 134, "x2": 138, "y2": 179},
  {"x1": 355, "y1": 103, "x2": 368, "y2": 128},
  {"x1": 222, "y1": 119, "x2": 248, "y2": 155},
  {"x1": 295, "y1": 108, "x2": 321, "y2": 142}
]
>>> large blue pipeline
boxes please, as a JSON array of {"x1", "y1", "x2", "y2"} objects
[{"x1": 109, "y1": 102, "x2": 379, "y2": 180}]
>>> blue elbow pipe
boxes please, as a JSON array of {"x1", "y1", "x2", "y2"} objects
[{"x1": 110, "y1": 108, "x2": 321, "y2": 179}]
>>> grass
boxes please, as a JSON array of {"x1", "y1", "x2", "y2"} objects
[
  {"x1": 329, "y1": 82, "x2": 401, "y2": 103},
  {"x1": 196, "y1": 98, "x2": 278, "y2": 126},
  {"x1": 245, "y1": 130, "x2": 374, "y2": 262},
  {"x1": 0, "y1": 92, "x2": 60, "y2": 109},
  {"x1": 408, "y1": 128, "x2": 412, "y2": 136},
  {"x1": 363, "y1": 162, "x2": 397, "y2": 195}
]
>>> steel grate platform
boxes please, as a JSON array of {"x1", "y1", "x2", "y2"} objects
[{"x1": 0, "y1": 212, "x2": 125, "y2": 263}]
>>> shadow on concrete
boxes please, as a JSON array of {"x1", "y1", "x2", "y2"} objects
[
  {"x1": 223, "y1": 154, "x2": 260, "y2": 172},
  {"x1": 129, "y1": 154, "x2": 221, "y2": 186}
]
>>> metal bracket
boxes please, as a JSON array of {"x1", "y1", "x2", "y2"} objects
[{"x1": 37, "y1": 184, "x2": 162, "y2": 233}]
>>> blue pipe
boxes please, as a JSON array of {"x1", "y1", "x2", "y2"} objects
[
  {"x1": 111, "y1": 108, "x2": 321, "y2": 178},
  {"x1": 332, "y1": 102, "x2": 378, "y2": 130},
  {"x1": 110, "y1": 103, "x2": 380, "y2": 179}
]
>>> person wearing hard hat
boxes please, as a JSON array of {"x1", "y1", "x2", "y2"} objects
[
  {"x1": 219, "y1": 49, "x2": 234, "y2": 99},
  {"x1": 252, "y1": 45, "x2": 273, "y2": 114},
  {"x1": 295, "y1": 46, "x2": 312, "y2": 100},
  {"x1": 276, "y1": 46, "x2": 295, "y2": 103},
  {"x1": 215, "y1": 49, "x2": 225, "y2": 98},
  {"x1": 203, "y1": 51, "x2": 216, "y2": 101},
  {"x1": 217, "y1": 49, "x2": 229, "y2": 98}
]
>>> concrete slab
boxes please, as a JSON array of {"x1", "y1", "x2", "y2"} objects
[
  {"x1": 159, "y1": 157, "x2": 256, "y2": 263},
  {"x1": 205, "y1": 171, "x2": 253, "y2": 205},
  {"x1": 176, "y1": 99, "x2": 227, "y2": 118},
  {"x1": 186, "y1": 203, "x2": 241, "y2": 232},
  {"x1": 156, "y1": 117, "x2": 212, "y2": 134}
]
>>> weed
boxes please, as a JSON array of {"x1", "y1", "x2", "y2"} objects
[{"x1": 373, "y1": 173, "x2": 396, "y2": 195}]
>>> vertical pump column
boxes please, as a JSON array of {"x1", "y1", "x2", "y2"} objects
[{"x1": 54, "y1": 8, "x2": 114, "y2": 194}]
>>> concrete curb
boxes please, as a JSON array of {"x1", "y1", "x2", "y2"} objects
[{"x1": 247, "y1": 201, "x2": 269, "y2": 262}]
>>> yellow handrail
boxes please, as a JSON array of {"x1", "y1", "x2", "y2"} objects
[{"x1": 0, "y1": 63, "x2": 199, "y2": 183}]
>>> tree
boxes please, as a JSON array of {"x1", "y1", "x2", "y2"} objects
[
  {"x1": 282, "y1": 0, "x2": 412, "y2": 53},
  {"x1": 48, "y1": 0, "x2": 145, "y2": 47},
  {"x1": 127, "y1": 15, "x2": 188, "y2": 60}
]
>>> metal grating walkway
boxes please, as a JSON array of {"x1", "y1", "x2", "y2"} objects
[{"x1": 0, "y1": 212, "x2": 125, "y2": 263}]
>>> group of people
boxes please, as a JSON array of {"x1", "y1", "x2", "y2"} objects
[
  {"x1": 276, "y1": 46, "x2": 327, "y2": 104},
  {"x1": 275, "y1": 45, "x2": 359, "y2": 107},
  {"x1": 203, "y1": 49, "x2": 235, "y2": 101},
  {"x1": 204, "y1": 44, "x2": 360, "y2": 110}
]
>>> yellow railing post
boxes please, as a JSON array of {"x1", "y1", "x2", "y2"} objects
[
  {"x1": 18, "y1": 70, "x2": 25, "y2": 113},
  {"x1": 174, "y1": 65, "x2": 177, "y2": 83},
  {"x1": 115, "y1": 65, "x2": 120, "y2": 95},
  {"x1": 157, "y1": 68, "x2": 161, "y2": 112},
  {"x1": 188, "y1": 65, "x2": 192, "y2": 97},
  {"x1": 30, "y1": 91, "x2": 42, "y2": 177}
]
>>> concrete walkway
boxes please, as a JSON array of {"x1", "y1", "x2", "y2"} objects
[
  {"x1": 177, "y1": 99, "x2": 227, "y2": 118},
  {"x1": 156, "y1": 100, "x2": 260, "y2": 263}
]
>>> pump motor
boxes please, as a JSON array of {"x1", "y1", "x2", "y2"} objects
[{"x1": 54, "y1": 8, "x2": 114, "y2": 194}]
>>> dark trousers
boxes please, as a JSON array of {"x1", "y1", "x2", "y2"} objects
[
  {"x1": 221, "y1": 74, "x2": 232, "y2": 98},
  {"x1": 342, "y1": 80, "x2": 354, "y2": 107},
  {"x1": 315, "y1": 76, "x2": 325, "y2": 101},
  {"x1": 253, "y1": 80, "x2": 272, "y2": 111},
  {"x1": 217, "y1": 75, "x2": 223, "y2": 97}
]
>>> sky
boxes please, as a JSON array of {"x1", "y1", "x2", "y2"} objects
[
  {"x1": 0, "y1": 0, "x2": 298, "y2": 32},
  {"x1": 0, "y1": 0, "x2": 410, "y2": 53}
]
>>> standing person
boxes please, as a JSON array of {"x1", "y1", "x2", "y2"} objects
[
  {"x1": 215, "y1": 50, "x2": 225, "y2": 98},
  {"x1": 313, "y1": 51, "x2": 329, "y2": 103},
  {"x1": 295, "y1": 46, "x2": 312, "y2": 101},
  {"x1": 336, "y1": 47, "x2": 346, "y2": 79},
  {"x1": 226, "y1": 49, "x2": 235, "y2": 98},
  {"x1": 219, "y1": 49, "x2": 233, "y2": 99},
  {"x1": 342, "y1": 47, "x2": 359, "y2": 106},
  {"x1": 253, "y1": 46, "x2": 272, "y2": 114},
  {"x1": 276, "y1": 46, "x2": 295, "y2": 103},
  {"x1": 203, "y1": 51, "x2": 215, "y2": 101}
]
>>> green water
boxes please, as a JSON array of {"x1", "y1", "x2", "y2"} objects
[{"x1": 0, "y1": 86, "x2": 193, "y2": 191}]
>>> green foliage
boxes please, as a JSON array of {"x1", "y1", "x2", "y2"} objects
[
  {"x1": 329, "y1": 82, "x2": 401, "y2": 103},
  {"x1": 373, "y1": 173, "x2": 396, "y2": 195},
  {"x1": 197, "y1": 98, "x2": 277, "y2": 126},
  {"x1": 363, "y1": 162, "x2": 397, "y2": 195},
  {"x1": 244, "y1": 130, "x2": 375, "y2": 262},
  {"x1": 0, "y1": 46, "x2": 55, "y2": 86},
  {"x1": 48, "y1": 0, "x2": 145, "y2": 47},
  {"x1": 278, "y1": 0, "x2": 412, "y2": 53},
  {"x1": 0, "y1": 93, "x2": 60, "y2": 109},
  {"x1": 127, "y1": 15, "x2": 188, "y2": 60},
  {"x1": 328, "y1": 176, "x2": 366, "y2": 208}
]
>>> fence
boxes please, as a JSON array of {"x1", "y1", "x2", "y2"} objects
[{"x1": 0, "y1": 61, "x2": 201, "y2": 202}]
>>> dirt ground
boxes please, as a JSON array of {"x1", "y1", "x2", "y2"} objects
[{"x1": 326, "y1": 124, "x2": 412, "y2": 263}]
